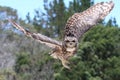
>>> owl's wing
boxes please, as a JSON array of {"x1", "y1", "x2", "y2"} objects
[
  {"x1": 65, "y1": 1, "x2": 114, "y2": 39},
  {"x1": 9, "y1": 20, "x2": 62, "y2": 48}
]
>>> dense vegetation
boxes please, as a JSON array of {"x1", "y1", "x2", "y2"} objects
[{"x1": 0, "y1": 0, "x2": 120, "y2": 80}]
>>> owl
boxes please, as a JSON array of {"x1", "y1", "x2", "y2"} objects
[{"x1": 9, "y1": 1, "x2": 114, "y2": 69}]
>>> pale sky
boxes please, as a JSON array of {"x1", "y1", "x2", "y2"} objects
[{"x1": 0, "y1": 0, "x2": 120, "y2": 26}]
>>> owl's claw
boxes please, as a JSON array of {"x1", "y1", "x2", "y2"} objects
[{"x1": 61, "y1": 59, "x2": 70, "y2": 69}]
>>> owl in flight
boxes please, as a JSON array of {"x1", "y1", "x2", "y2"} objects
[{"x1": 9, "y1": 1, "x2": 114, "y2": 69}]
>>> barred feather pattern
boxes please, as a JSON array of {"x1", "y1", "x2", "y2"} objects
[{"x1": 64, "y1": 1, "x2": 114, "y2": 39}]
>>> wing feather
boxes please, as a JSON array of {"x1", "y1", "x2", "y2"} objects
[
  {"x1": 9, "y1": 20, "x2": 62, "y2": 48},
  {"x1": 65, "y1": 1, "x2": 114, "y2": 39}
]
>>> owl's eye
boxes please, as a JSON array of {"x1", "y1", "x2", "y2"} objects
[
  {"x1": 65, "y1": 40, "x2": 69, "y2": 42},
  {"x1": 72, "y1": 40, "x2": 75, "y2": 42}
]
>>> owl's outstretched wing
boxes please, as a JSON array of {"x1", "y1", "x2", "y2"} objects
[
  {"x1": 65, "y1": 1, "x2": 114, "y2": 39},
  {"x1": 9, "y1": 20, "x2": 62, "y2": 48}
]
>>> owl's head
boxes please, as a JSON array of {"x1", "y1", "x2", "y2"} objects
[{"x1": 64, "y1": 36, "x2": 78, "y2": 48}]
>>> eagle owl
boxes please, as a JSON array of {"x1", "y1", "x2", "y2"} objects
[{"x1": 9, "y1": 1, "x2": 114, "y2": 69}]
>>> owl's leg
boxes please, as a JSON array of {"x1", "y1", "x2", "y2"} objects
[
  {"x1": 59, "y1": 56, "x2": 70, "y2": 69},
  {"x1": 61, "y1": 58, "x2": 70, "y2": 69}
]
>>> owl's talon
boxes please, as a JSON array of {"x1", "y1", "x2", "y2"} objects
[
  {"x1": 63, "y1": 65, "x2": 70, "y2": 69},
  {"x1": 66, "y1": 61, "x2": 70, "y2": 64},
  {"x1": 61, "y1": 59, "x2": 70, "y2": 69},
  {"x1": 62, "y1": 63, "x2": 70, "y2": 69}
]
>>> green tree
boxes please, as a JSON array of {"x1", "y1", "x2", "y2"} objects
[
  {"x1": 0, "y1": 6, "x2": 18, "y2": 20},
  {"x1": 0, "y1": 6, "x2": 20, "y2": 80},
  {"x1": 69, "y1": 0, "x2": 93, "y2": 13},
  {"x1": 31, "y1": 0, "x2": 67, "y2": 38},
  {"x1": 0, "y1": 6, "x2": 18, "y2": 31},
  {"x1": 106, "y1": 18, "x2": 118, "y2": 27}
]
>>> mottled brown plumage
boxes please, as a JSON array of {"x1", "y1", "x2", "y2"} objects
[{"x1": 9, "y1": 1, "x2": 114, "y2": 69}]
